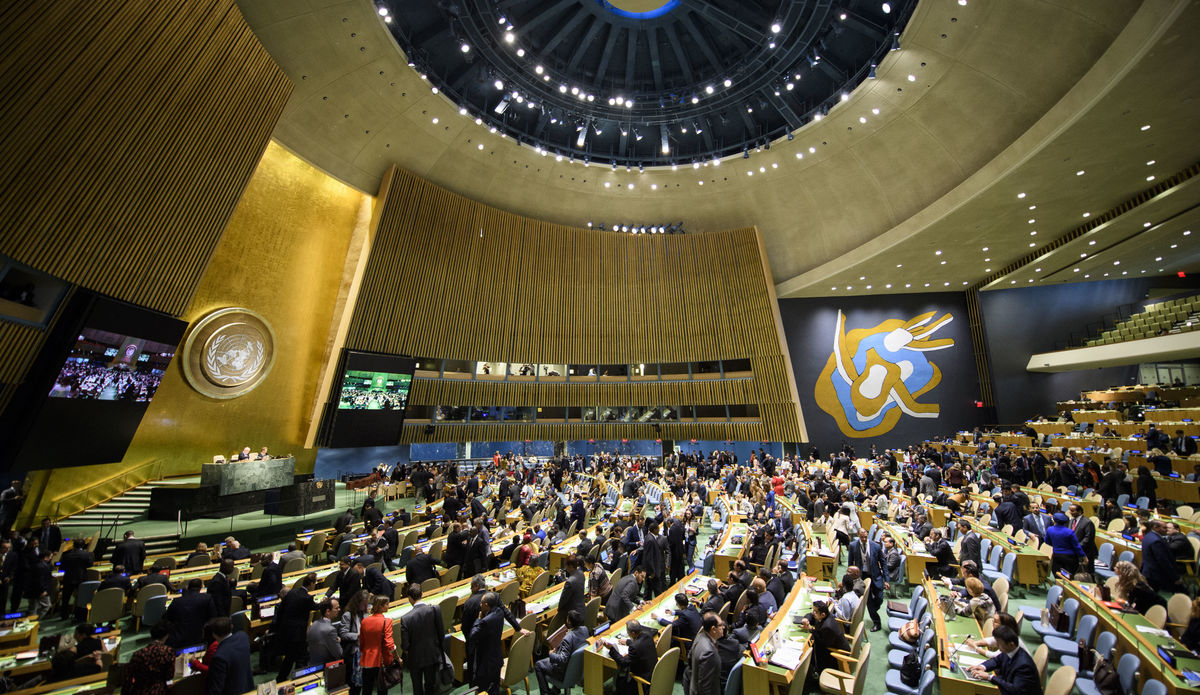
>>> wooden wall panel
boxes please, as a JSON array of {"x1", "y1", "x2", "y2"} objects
[
  {"x1": 350, "y1": 167, "x2": 804, "y2": 442},
  {"x1": 0, "y1": 0, "x2": 292, "y2": 316}
]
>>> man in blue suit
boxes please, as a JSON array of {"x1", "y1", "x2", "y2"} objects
[
  {"x1": 966, "y1": 625, "x2": 1041, "y2": 695},
  {"x1": 207, "y1": 617, "x2": 254, "y2": 695},
  {"x1": 847, "y1": 529, "x2": 887, "y2": 631},
  {"x1": 534, "y1": 609, "x2": 590, "y2": 695},
  {"x1": 570, "y1": 494, "x2": 586, "y2": 530},
  {"x1": 1141, "y1": 520, "x2": 1183, "y2": 593}
]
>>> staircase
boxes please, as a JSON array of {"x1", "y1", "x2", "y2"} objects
[{"x1": 56, "y1": 478, "x2": 195, "y2": 534}]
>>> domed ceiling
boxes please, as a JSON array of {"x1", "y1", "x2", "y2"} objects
[{"x1": 384, "y1": 0, "x2": 915, "y2": 166}]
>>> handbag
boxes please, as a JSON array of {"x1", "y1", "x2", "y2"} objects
[
  {"x1": 1046, "y1": 603, "x2": 1069, "y2": 632},
  {"x1": 377, "y1": 618, "x2": 404, "y2": 688}
]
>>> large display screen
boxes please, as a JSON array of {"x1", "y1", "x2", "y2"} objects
[
  {"x1": 48, "y1": 329, "x2": 176, "y2": 402},
  {"x1": 0, "y1": 292, "x2": 187, "y2": 471},
  {"x1": 325, "y1": 351, "x2": 416, "y2": 448},
  {"x1": 337, "y1": 370, "x2": 412, "y2": 411}
]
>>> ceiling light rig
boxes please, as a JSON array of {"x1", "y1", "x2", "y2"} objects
[{"x1": 382, "y1": 0, "x2": 917, "y2": 168}]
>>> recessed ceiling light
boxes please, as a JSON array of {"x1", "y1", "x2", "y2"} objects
[
  {"x1": 907, "y1": 74, "x2": 916, "y2": 82},
  {"x1": 1122, "y1": 271, "x2": 1127, "y2": 275},
  {"x1": 896, "y1": 263, "x2": 902, "y2": 268},
  {"x1": 1029, "y1": 205, "x2": 1037, "y2": 210},
  {"x1": 872, "y1": 108, "x2": 880, "y2": 115},
  {"x1": 860, "y1": 276, "x2": 866, "y2": 280},
  {"x1": 604, "y1": 182, "x2": 610, "y2": 188},
  {"x1": 1035, "y1": 268, "x2": 1041, "y2": 272},
  {"x1": 847, "y1": 286, "x2": 852, "y2": 290},
  {"x1": 905, "y1": 283, "x2": 911, "y2": 288},
  {"x1": 771, "y1": 22, "x2": 782, "y2": 33},
  {"x1": 886, "y1": 284, "x2": 892, "y2": 288},
  {"x1": 1028, "y1": 219, "x2": 1036, "y2": 224},
  {"x1": 1144, "y1": 222, "x2": 1152, "y2": 228},
  {"x1": 1084, "y1": 274, "x2": 1090, "y2": 278},
  {"x1": 935, "y1": 250, "x2": 943, "y2": 255},
  {"x1": 1017, "y1": 192, "x2": 1026, "y2": 199},
  {"x1": 1073, "y1": 268, "x2": 1080, "y2": 272},
  {"x1": 698, "y1": 180, "x2": 703, "y2": 185},
  {"x1": 940, "y1": 260, "x2": 946, "y2": 265},
  {"x1": 982, "y1": 246, "x2": 989, "y2": 251},
  {"x1": 1030, "y1": 231, "x2": 1037, "y2": 236},
  {"x1": 944, "y1": 282, "x2": 950, "y2": 286},
  {"x1": 1113, "y1": 261, "x2": 1120, "y2": 266},
  {"x1": 1140, "y1": 124, "x2": 1151, "y2": 131},
  {"x1": 1080, "y1": 253, "x2": 1087, "y2": 258},
  {"x1": 1076, "y1": 170, "x2": 1085, "y2": 176},
  {"x1": 962, "y1": 281, "x2": 968, "y2": 286},
  {"x1": 1088, "y1": 240, "x2": 1096, "y2": 245},
  {"x1": 859, "y1": 117, "x2": 867, "y2": 124},
  {"x1": 1171, "y1": 244, "x2": 1178, "y2": 248},
  {"x1": 477, "y1": 143, "x2": 484, "y2": 150},
  {"x1": 1156, "y1": 256, "x2": 1163, "y2": 261},
  {"x1": 651, "y1": 184, "x2": 657, "y2": 190},
  {"x1": 1082, "y1": 212, "x2": 1090, "y2": 218},
  {"x1": 1185, "y1": 230, "x2": 1193, "y2": 236},
  {"x1": 504, "y1": 31, "x2": 515, "y2": 43},
  {"x1": 866, "y1": 284, "x2": 872, "y2": 289},
  {"x1": 1146, "y1": 160, "x2": 1156, "y2": 166},
  {"x1": 1029, "y1": 242, "x2": 1036, "y2": 247},
  {"x1": 1147, "y1": 176, "x2": 1156, "y2": 181},
  {"x1": 925, "y1": 283, "x2": 930, "y2": 287},
  {"x1": 985, "y1": 268, "x2": 990, "y2": 272},
  {"x1": 1010, "y1": 280, "x2": 1016, "y2": 284}
]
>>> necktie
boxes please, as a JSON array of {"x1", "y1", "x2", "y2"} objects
[{"x1": 1071, "y1": 518, "x2": 1078, "y2": 531}]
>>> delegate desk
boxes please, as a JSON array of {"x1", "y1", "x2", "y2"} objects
[
  {"x1": 1062, "y1": 578, "x2": 1200, "y2": 695},
  {"x1": 582, "y1": 572, "x2": 709, "y2": 695},
  {"x1": 200, "y1": 456, "x2": 295, "y2": 495},
  {"x1": 877, "y1": 520, "x2": 936, "y2": 585},
  {"x1": 740, "y1": 578, "x2": 837, "y2": 694},
  {"x1": 967, "y1": 520, "x2": 1048, "y2": 588},
  {"x1": 928, "y1": 578, "x2": 997, "y2": 695},
  {"x1": 713, "y1": 522, "x2": 749, "y2": 579},
  {"x1": 548, "y1": 521, "x2": 612, "y2": 573},
  {"x1": 0, "y1": 628, "x2": 119, "y2": 690},
  {"x1": 800, "y1": 521, "x2": 839, "y2": 582}
]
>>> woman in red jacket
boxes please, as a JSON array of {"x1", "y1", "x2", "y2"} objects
[{"x1": 358, "y1": 595, "x2": 398, "y2": 694}]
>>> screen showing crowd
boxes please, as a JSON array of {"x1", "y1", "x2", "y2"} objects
[
  {"x1": 338, "y1": 370, "x2": 412, "y2": 410},
  {"x1": 48, "y1": 329, "x2": 177, "y2": 402}
]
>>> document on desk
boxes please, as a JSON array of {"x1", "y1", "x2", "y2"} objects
[
  {"x1": 1136, "y1": 625, "x2": 1170, "y2": 637},
  {"x1": 769, "y1": 644, "x2": 806, "y2": 670}
]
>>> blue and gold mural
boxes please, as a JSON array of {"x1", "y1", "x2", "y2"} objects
[{"x1": 815, "y1": 310, "x2": 955, "y2": 438}]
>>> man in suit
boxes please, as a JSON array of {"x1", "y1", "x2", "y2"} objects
[
  {"x1": 164, "y1": 579, "x2": 217, "y2": 648},
  {"x1": 380, "y1": 520, "x2": 400, "y2": 570},
  {"x1": 279, "y1": 543, "x2": 306, "y2": 565},
  {"x1": 111, "y1": 531, "x2": 146, "y2": 574},
  {"x1": 605, "y1": 566, "x2": 646, "y2": 622},
  {"x1": 557, "y1": 556, "x2": 587, "y2": 621},
  {"x1": 98, "y1": 565, "x2": 132, "y2": 593},
  {"x1": 765, "y1": 563, "x2": 790, "y2": 606},
  {"x1": 534, "y1": 609, "x2": 589, "y2": 695},
  {"x1": 570, "y1": 493, "x2": 586, "y2": 530},
  {"x1": 957, "y1": 519, "x2": 983, "y2": 569},
  {"x1": 848, "y1": 528, "x2": 887, "y2": 631},
  {"x1": 468, "y1": 592, "x2": 506, "y2": 695},
  {"x1": 337, "y1": 560, "x2": 365, "y2": 604},
  {"x1": 602, "y1": 619, "x2": 657, "y2": 693},
  {"x1": 220, "y1": 537, "x2": 250, "y2": 561},
  {"x1": 255, "y1": 555, "x2": 283, "y2": 598},
  {"x1": 1141, "y1": 520, "x2": 1183, "y2": 593},
  {"x1": 400, "y1": 584, "x2": 447, "y2": 695},
  {"x1": 806, "y1": 601, "x2": 851, "y2": 676},
  {"x1": 965, "y1": 625, "x2": 1041, "y2": 695},
  {"x1": 993, "y1": 495, "x2": 1022, "y2": 531},
  {"x1": 1021, "y1": 506, "x2": 1054, "y2": 543},
  {"x1": 687, "y1": 613, "x2": 723, "y2": 695},
  {"x1": 333, "y1": 508, "x2": 356, "y2": 535},
  {"x1": 58, "y1": 539, "x2": 93, "y2": 620},
  {"x1": 927, "y1": 529, "x2": 957, "y2": 577},
  {"x1": 306, "y1": 598, "x2": 342, "y2": 666},
  {"x1": 35, "y1": 518, "x2": 62, "y2": 554},
  {"x1": 701, "y1": 579, "x2": 725, "y2": 614},
  {"x1": 640, "y1": 521, "x2": 667, "y2": 597},
  {"x1": 0, "y1": 540, "x2": 17, "y2": 613},
  {"x1": 1068, "y1": 504, "x2": 1098, "y2": 565},
  {"x1": 622, "y1": 517, "x2": 645, "y2": 553},
  {"x1": 207, "y1": 616, "x2": 254, "y2": 695},
  {"x1": 406, "y1": 547, "x2": 441, "y2": 586},
  {"x1": 1172, "y1": 430, "x2": 1198, "y2": 457},
  {"x1": 947, "y1": 561, "x2": 1001, "y2": 612},
  {"x1": 206, "y1": 559, "x2": 237, "y2": 615},
  {"x1": 667, "y1": 517, "x2": 687, "y2": 586},
  {"x1": 26, "y1": 550, "x2": 53, "y2": 618},
  {"x1": 663, "y1": 592, "x2": 702, "y2": 641},
  {"x1": 364, "y1": 564, "x2": 394, "y2": 598},
  {"x1": 770, "y1": 509, "x2": 792, "y2": 541},
  {"x1": 274, "y1": 572, "x2": 318, "y2": 682}
]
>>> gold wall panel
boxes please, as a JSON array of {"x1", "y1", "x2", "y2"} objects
[
  {"x1": 0, "y1": 0, "x2": 292, "y2": 316},
  {"x1": 27, "y1": 143, "x2": 367, "y2": 521},
  {"x1": 348, "y1": 167, "x2": 803, "y2": 444}
]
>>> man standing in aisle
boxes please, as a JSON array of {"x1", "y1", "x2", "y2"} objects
[{"x1": 848, "y1": 528, "x2": 887, "y2": 631}]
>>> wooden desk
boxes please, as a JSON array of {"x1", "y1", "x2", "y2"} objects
[
  {"x1": 740, "y1": 578, "x2": 832, "y2": 694},
  {"x1": 967, "y1": 521, "x2": 1048, "y2": 588},
  {"x1": 713, "y1": 523, "x2": 748, "y2": 579},
  {"x1": 927, "y1": 578, "x2": 997, "y2": 695}
]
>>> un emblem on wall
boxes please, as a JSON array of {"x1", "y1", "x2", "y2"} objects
[{"x1": 182, "y1": 308, "x2": 276, "y2": 399}]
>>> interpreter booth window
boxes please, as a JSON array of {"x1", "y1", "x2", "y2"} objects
[
  {"x1": 435, "y1": 405, "x2": 468, "y2": 422},
  {"x1": 476, "y1": 361, "x2": 506, "y2": 380},
  {"x1": 470, "y1": 406, "x2": 502, "y2": 422},
  {"x1": 722, "y1": 358, "x2": 752, "y2": 377},
  {"x1": 569, "y1": 365, "x2": 598, "y2": 381},
  {"x1": 581, "y1": 407, "x2": 597, "y2": 422},
  {"x1": 630, "y1": 363, "x2": 658, "y2": 381},
  {"x1": 598, "y1": 364, "x2": 628, "y2": 381},
  {"x1": 676, "y1": 405, "x2": 696, "y2": 421},
  {"x1": 442, "y1": 359, "x2": 474, "y2": 379},
  {"x1": 727, "y1": 404, "x2": 760, "y2": 420},
  {"x1": 694, "y1": 360, "x2": 721, "y2": 379},
  {"x1": 695, "y1": 404, "x2": 728, "y2": 421},
  {"x1": 657, "y1": 406, "x2": 679, "y2": 421},
  {"x1": 508, "y1": 363, "x2": 537, "y2": 381},
  {"x1": 0, "y1": 258, "x2": 67, "y2": 328},
  {"x1": 660, "y1": 362, "x2": 690, "y2": 378},
  {"x1": 537, "y1": 406, "x2": 567, "y2": 423},
  {"x1": 597, "y1": 406, "x2": 627, "y2": 422},
  {"x1": 413, "y1": 358, "x2": 441, "y2": 378},
  {"x1": 502, "y1": 406, "x2": 534, "y2": 422},
  {"x1": 539, "y1": 363, "x2": 567, "y2": 380},
  {"x1": 406, "y1": 404, "x2": 437, "y2": 422}
]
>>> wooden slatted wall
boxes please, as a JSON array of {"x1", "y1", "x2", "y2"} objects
[
  {"x1": 348, "y1": 167, "x2": 804, "y2": 443},
  {"x1": 0, "y1": 0, "x2": 292, "y2": 316}
]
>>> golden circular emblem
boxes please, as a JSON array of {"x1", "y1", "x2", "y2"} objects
[{"x1": 181, "y1": 308, "x2": 276, "y2": 399}]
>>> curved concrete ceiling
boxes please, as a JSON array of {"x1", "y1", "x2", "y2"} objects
[{"x1": 239, "y1": 0, "x2": 1198, "y2": 296}]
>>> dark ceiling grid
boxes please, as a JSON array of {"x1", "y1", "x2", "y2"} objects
[{"x1": 385, "y1": 0, "x2": 915, "y2": 166}]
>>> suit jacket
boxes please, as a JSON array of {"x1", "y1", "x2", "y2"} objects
[
  {"x1": 1071, "y1": 516, "x2": 1097, "y2": 558},
  {"x1": 812, "y1": 613, "x2": 851, "y2": 675},
  {"x1": 256, "y1": 563, "x2": 283, "y2": 598},
  {"x1": 848, "y1": 539, "x2": 886, "y2": 588},
  {"x1": 1141, "y1": 531, "x2": 1180, "y2": 590},
  {"x1": 959, "y1": 532, "x2": 982, "y2": 569},
  {"x1": 136, "y1": 571, "x2": 172, "y2": 592},
  {"x1": 547, "y1": 625, "x2": 590, "y2": 676},
  {"x1": 406, "y1": 552, "x2": 440, "y2": 586},
  {"x1": 164, "y1": 591, "x2": 217, "y2": 648},
  {"x1": 671, "y1": 604, "x2": 702, "y2": 641},
  {"x1": 642, "y1": 533, "x2": 666, "y2": 577},
  {"x1": 571, "y1": 500, "x2": 585, "y2": 525},
  {"x1": 1173, "y1": 436, "x2": 1198, "y2": 457},
  {"x1": 1021, "y1": 512, "x2": 1052, "y2": 540},
  {"x1": 981, "y1": 647, "x2": 1040, "y2": 695},
  {"x1": 112, "y1": 539, "x2": 146, "y2": 574},
  {"x1": 338, "y1": 570, "x2": 363, "y2": 605},
  {"x1": 688, "y1": 631, "x2": 721, "y2": 695},
  {"x1": 608, "y1": 632, "x2": 657, "y2": 683},
  {"x1": 622, "y1": 524, "x2": 644, "y2": 551},
  {"x1": 605, "y1": 575, "x2": 642, "y2": 622},
  {"x1": 400, "y1": 601, "x2": 446, "y2": 669},
  {"x1": 206, "y1": 572, "x2": 234, "y2": 615},
  {"x1": 221, "y1": 546, "x2": 250, "y2": 561},
  {"x1": 307, "y1": 617, "x2": 342, "y2": 666},
  {"x1": 36, "y1": 525, "x2": 63, "y2": 553},
  {"x1": 207, "y1": 631, "x2": 254, "y2": 695},
  {"x1": 559, "y1": 569, "x2": 587, "y2": 617},
  {"x1": 59, "y1": 549, "x2": 93, "y2": 585},
  {"x1": 275, "y1": 586, "x2": 316, "y2": 640},
  {"x1": 364, "y1": 566, "x2": 394, "y2": 598},
  {"x1": 468, "y1": 608, "x2": 504, "y2": 689}
]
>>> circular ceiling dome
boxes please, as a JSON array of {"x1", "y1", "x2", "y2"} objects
[{"x1": 383, "y1": 0, "x2": 915, "y2": 167}]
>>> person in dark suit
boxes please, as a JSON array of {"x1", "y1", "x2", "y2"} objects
[
  {"x1": 1173, "y1": 430, "x2": 1198, "y2": 457},
  {"x1": 848, "y1": 529, "x2": 887, "y2": 631},
  {"x1": 164, "y1": 579, "x2": 217, "y2": 649},
  {"x1": 26, "y1": 550, "x2": 53, "y2": 618},
  {"x1": 557, "y1": 556, "x2": 587, "y2": 621},
  {"x1": 806, "y1": 601, "x2": 850, "y2": 676},
  {"x1": 338, "y1": 560, "x2": 366, "y2": 605},
  {"x1": 965, "y1": 625, "x2": 1041, "y2": 695},
  {"x1": 621, "y1": 518, "x2": 645, "y2": 553},
  {"x1": 220, "y1": 538, "x2": 250, "y2": 561},
  {"x1": 0, "y1": 540, "x2": 17, "y2": 612},
  {"x1": 274, "y1": 572, "x2": 318, "y2": 683},
  {"x1": 687, "y1": 613, "x2": 723, "y2": 695},
  {"x1": 400, "y1": 584, "x2": 447, "y2": 695},
  {"x1": 207, "y1": 617, "x2": 254, "y2": 695},
  {"x1": 570, "y1": 494, "x2": 586, "y2": 530},
  {"x1": 255, "y1": 556, "x2": 283, "y2": 598},
  {"x1": 1068, "y1": 504, "x2": 1098, "y2": 565},
  {"x1": 641, "y1": 521, "x2": 667, "y2": 597},
  {"x1": 35, "y1": 518, "x2": 63, "y2": 554},
  {"x1": 206, "y1": 560, "x2": 237, "y2": 616},
  {"x1": 111, "y1": 531, "x2": 146, "y2": 574},
  {"x1": 468, "y1": 592, "x2": 506, "y2": 695},
  {"x1": 667, "y1": 517, "x2": 687, "y2": 586},
  {"x1": 462, "y1": 528, "x2": 490, "y2": 578},
  {"x1": 663, "y1": 592, "x2": 702, "y2": 641},
  {"x1": 306, "y1": 598, "x2": 342, "y2": 667},
  {"x1": 99, "y1": 565, "x2": 132, "y2": 593},
  {"x1": 1021, "y1": 507, "x2": 1054, "y2": 543},
  {"x1": 364, "y1": 564, "x2": 393, "y2": 598},
  {"x1": 1141, "y1": 520, "x2": 1183, "y2": 592},
  {"x1": 605, "y1": 567, "x2": 646, "y2": 622},
  {"x1": 380, "y1": 520, "x2": 400, "y2": 570},
  {"x1": 926, "y1": 529, "x2": 957, "y2": 577},
  {"x1": 602, "y1": 619, "x2": 657, "y2": 693},
  {"x1": 405, "y1": 548, "x2": 441, "y2": 587},
  {"x1": 701, "y1": 579, "x2": 725, "y2": 614},
  {"x1": 58, "y1": 539, "x2": 93, "y2": 620},
  {"x1": 534, "y1": 608, "x2": 589, "y2": 695},
  {"x1": 956, "y1": 519, "x2": 983, "y2": 568}
]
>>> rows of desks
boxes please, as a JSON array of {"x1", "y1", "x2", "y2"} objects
[{"x1": 740, "y1": 577, "x2": 836, "y2": 693}]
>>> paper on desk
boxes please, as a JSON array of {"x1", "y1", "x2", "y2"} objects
[
  {"x1": 770, "y1": 644, "x2": 806, "y2": 670},
  {"x1": 1136, "y1": 625, "x2": 1170, "y2": 637}
]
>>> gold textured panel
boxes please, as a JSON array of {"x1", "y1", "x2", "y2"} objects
[
  {"x1": 348, "y1": 167, "x2": 803, "y2": 444},
  {"x1": 0, "y1": 0, "x2": 292, "y2": 316}
]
